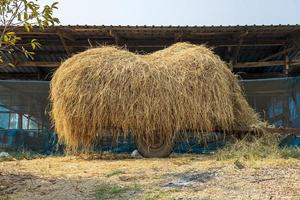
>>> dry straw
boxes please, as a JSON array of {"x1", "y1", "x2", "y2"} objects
[{"x1": 50, "y1": 42, "x2": 262, "y2": 151}]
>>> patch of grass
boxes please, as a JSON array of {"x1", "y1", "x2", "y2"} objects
[
  {"x1": 280, "y1": 147, "x2": 300, "y2": 159},
  {"x1": 95, "y1": 183, "x2": 141, "y2": 200},
  {"x1": 106, "y1": 169, "x2": 126, "y2": 177},
  {"x1": 216, "y1": 134, "x2": 300, "y2": 160},
  {"x1": 0, "y1": 156, "x2": 12, "y2": 162},
  {"x1": 0, "y1": 150, "x2": 44, "y2": 162},
  {"x1": 142, "y1": 190, "x2": 172, "y2": 200}
]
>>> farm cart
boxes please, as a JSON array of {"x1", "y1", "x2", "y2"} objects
[{"x1": 135, "y1": 127, "x2": 300, "y2": 158}]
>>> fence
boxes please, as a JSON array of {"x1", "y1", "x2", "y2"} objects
[{"x1": 0, "y1": 77, "x2": 299, "y2": 153}]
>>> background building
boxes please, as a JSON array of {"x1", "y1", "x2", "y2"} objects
[{"x1": 1, "y1": 25, "x2": 300, "y2": 151}]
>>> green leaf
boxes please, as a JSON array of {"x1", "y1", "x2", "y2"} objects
[
  {"x1": 52, "y1": 17, "x2": 60, "y2": 23},
  {"x1": 27, "y1": 2, "x2": 33, "y2": 10},
  {"x1": 30, "y1": 38, "x2": 40, "y2": 50},
  {"x1": 43, "y1": 20, "x2": 49, "y2": 27},
  {"x1": 24, "y1": 12, "x2": 28, "y2": 20},
  {"x1": 3, "y1": 35, "x2": 8, "y2": 42},
  {"x1": 24, "y1": 23, "x2": 30, "y2": 32},
  {"x1": 17, "y1": 13, "x2": 21, "y2": 21},
  {"x1": 0, "y1": 0, "x2": 59, "y2": 62},
  {"x1": 8, "y1": 63, "x2": 15, "y2": 67},
  {"x1": 31, "y1": 43, "x2": 36, "y2": 50},
  {"x1": 6, "y1": 31, "x2": 15, "y2": 36},
  {"x1": 51, "y1": 2, "x2": 59, "y2": 9},
  {"x1": 24, "y1": 22, "x2": 33, "y2": 32}
]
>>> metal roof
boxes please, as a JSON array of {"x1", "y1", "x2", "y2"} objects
[{"x1": 0, "y1": 25, "x2": 300, "y2": 80}]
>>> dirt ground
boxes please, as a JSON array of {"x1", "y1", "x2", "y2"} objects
[{"x1": 0, "y1": 154, "x2": 299, "y2": 200}]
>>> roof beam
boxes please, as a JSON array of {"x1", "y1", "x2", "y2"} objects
[
  {"x1": 237, "y1": 72, "x2": 286, "y2": 79},
  {"x1": 234, "y1": 59, "x2": 300, "y2": 68},
  {"x1": 10, "y1": 59, "x2": 300, "y2": 69},
  {"x1": 15, "y1": 43, "x2": 285, "y2": 49},
  {"x1": 0, "y1": 73, "x2": 47, "y2": 80},
  {"x1": 15, "y1": 61, "x2": 60, "y2": 68},
  {"x1": 58, "y1": 31, "x2": 75, "y2": 41}
]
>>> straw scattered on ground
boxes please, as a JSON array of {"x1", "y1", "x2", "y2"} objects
[
  {"x1": 216, "y1": 134, "x2": 300, "y2": 160},
  {"x1": 0, "y1": 154, "x2": 299, "y2": 200}
]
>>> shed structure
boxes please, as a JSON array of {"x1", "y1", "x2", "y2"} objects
[
  {"x1": 0, "y1": 25, "x2": 300, "y2": 79},
  {"x1": 0, "y1": 25, "x2": 300, "y2": 151}
]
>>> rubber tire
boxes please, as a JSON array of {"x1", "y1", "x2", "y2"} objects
[{"x1": 135, "y1": 135, "x2": 174, "y2": 158}]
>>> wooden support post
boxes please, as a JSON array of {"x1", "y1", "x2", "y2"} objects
[
  {"x1": 27, "y1": 116, "x2": 30, "y2": 130},
  {"x1": 18, "y1": 112, "x2": 23, "y2": 129},
  {"x1": 174, "y1": 32, "x2": 184, "y2": 42},
  {"x1": 58, "y1": 33, "x2": 72, "y2": 56},
  {"x1": 282, "y1": 40, "x2": 300, "y2": 74},
  {"x1": 109, "y1": 30, "x2": 120, "y2": 45},
  {"x1": 284, "y1": 53, "x2": 289, "y2": 75},
  {"x1": 223, "y1": 46, "x2": 234, "y2": 71},
  {"x1": 231, "y1": 31, "x2": 248, "y2": 66},
  {"x1": 283, "y1": 96, "x2": 291, "y2": 127},
  {"x1": 8, "y1": 112, "x2": 11, "y2": 129}
]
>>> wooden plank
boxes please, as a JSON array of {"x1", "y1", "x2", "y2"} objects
[
  {"x1": 236, "y1": 72, "x2": 286, "y2": 79},
  {"x1": 230, "y1": 127, "x2": 300, "y2": 136},
  {"x1": 8, "y1": 59, "x2": 300, "y2": 69},
  {"x1": 259, "y1": 47, "x2": 295, "y2": 62},
  {"x1": 15, "y1": 61, "x2": 60, "y2": 68},
  {"x1": 264, "y1": 127, "x2": 300, "y2": 136},
  {"x1": 0, "y1": 73, "x2": 47, "y2": 80},
  {"x1": 58, "y1": 32, "x2": 75, "y2": 41},
  {"x1": 234, "y1": 59, "x2": 300, "y2": 68}
]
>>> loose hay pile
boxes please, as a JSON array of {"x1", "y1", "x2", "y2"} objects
[{"x1": 50, "y1": 42, "x2": 262, "y2": 151}]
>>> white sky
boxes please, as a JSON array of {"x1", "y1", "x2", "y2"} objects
[{"x1": 40, "y1": 0, "x2": 300, "y2": 25}]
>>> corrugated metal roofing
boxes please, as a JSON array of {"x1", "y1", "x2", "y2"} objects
[{"x1": 0, "y1": 25, "x2": 300, "y2": 79}]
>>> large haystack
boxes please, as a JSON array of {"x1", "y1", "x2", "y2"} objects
[{"x1": 50, "y1": 42, "x2": 261, "y2": 151}]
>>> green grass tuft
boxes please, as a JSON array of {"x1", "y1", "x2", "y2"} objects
[{"x1": 95, "y1": 183, "x2": 141, "y2": 200}]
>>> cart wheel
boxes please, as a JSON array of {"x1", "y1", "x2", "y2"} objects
[{"x1": 135, "y1": 134, "x2": 174, "y2": 158}]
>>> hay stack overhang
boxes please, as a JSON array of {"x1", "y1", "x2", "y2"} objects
[{"x1": 50, "y1": 42, "x2": 261, "y2": 150}]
